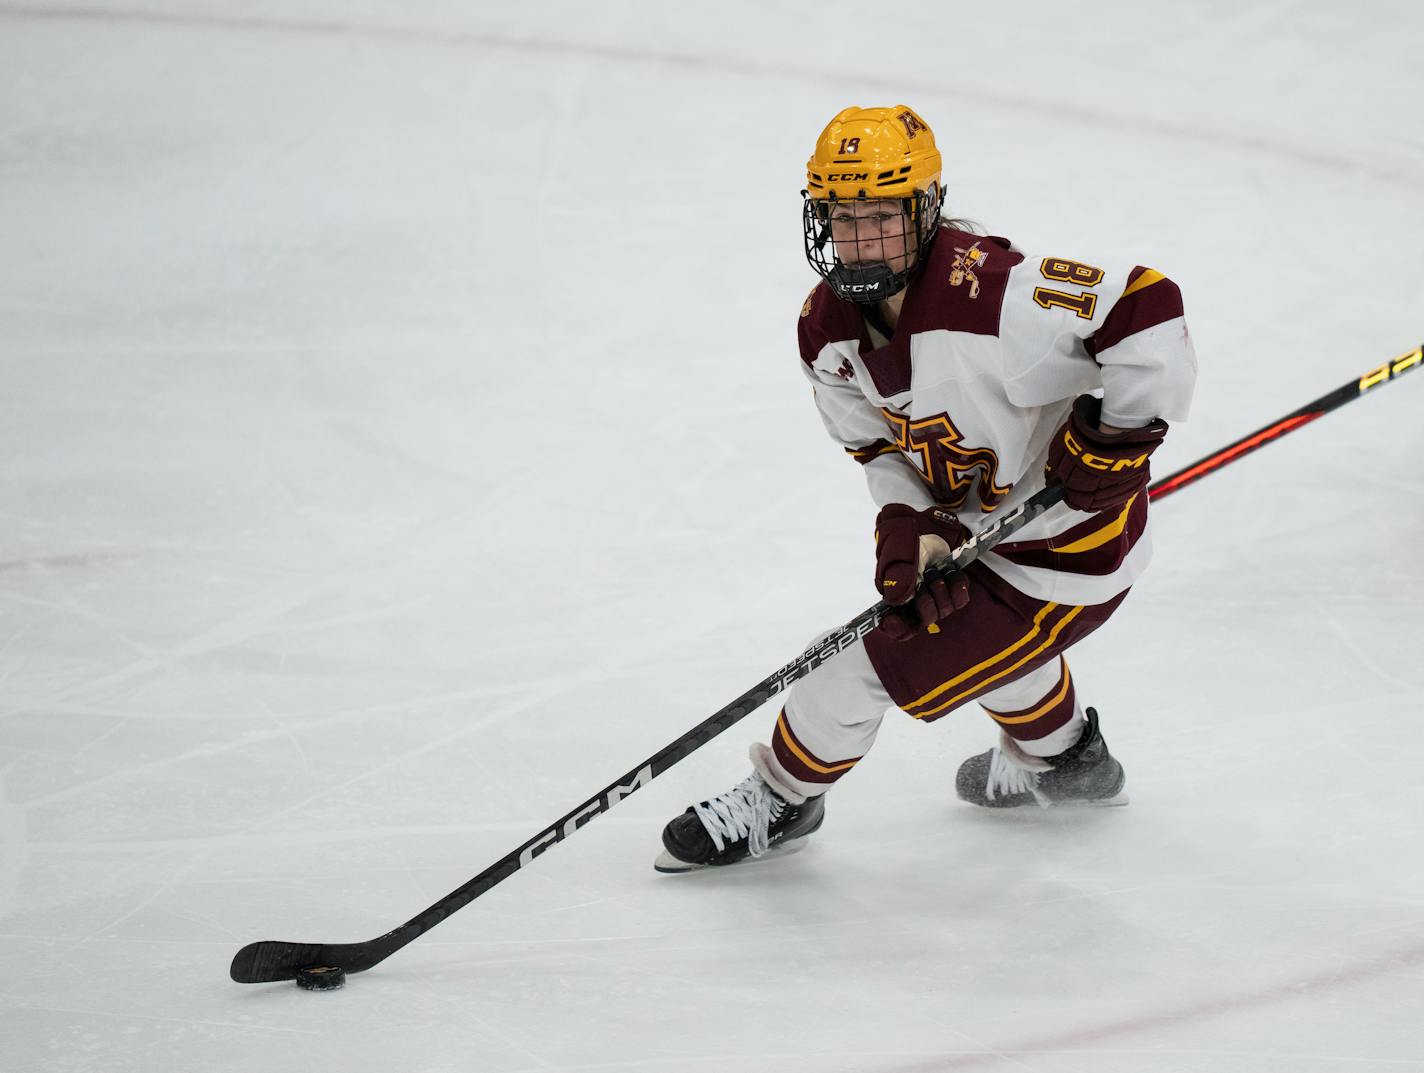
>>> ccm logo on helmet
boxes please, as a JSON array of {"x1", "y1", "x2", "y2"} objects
[
  {"x1": 826, "y1": 172, "x2": 869, "y2": 181},
  {"x1": 1063, "y1": 430, "x2": 1150, "y2": 472}
]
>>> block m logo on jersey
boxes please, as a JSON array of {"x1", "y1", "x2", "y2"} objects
[{"x1": 881, "y1": 407, "x2": 1012, "y2": 511}]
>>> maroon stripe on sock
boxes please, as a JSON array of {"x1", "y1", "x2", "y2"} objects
[
  {"x1": 771, "y1": 710, "x2": 861, "y2": 786},
  {"x1": 987, "y1": 662, "x2": 1079, "y2": 743}
]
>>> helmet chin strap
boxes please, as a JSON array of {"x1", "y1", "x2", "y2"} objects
[{"x1": 827, "y1": 262, "x2": 900, "y2": 304}]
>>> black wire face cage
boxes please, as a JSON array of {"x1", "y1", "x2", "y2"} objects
[{"x1": 802, "y1": 186, "x2": 942, "y2": 304}]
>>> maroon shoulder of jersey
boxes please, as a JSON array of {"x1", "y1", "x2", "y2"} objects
[
  {"x1": 797, "y1": 280, "x2": 869, "y2": 370},
  {"x1": 1086, "y1": 267, "x2": 1185, "y2": 358},
  {"x1": 899, "y1": 229, "x2": 1025, "y2": 338},
  {"x1": 828, "y1": 230, "x2": 1023, "y2": 398},
  {"x1": 794, "y1": 229, "x2": 1025, "y2": 390}
]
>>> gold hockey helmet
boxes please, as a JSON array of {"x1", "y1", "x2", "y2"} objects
[
  {"x1": 805, "y1": 105, "x2": 943, "y2": 201},
  {"x1": 802, "y1": 105, "x2": 945, "y2": 304}
]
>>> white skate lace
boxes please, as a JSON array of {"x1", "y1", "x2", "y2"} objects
[
  {"x1": 693, "y1": 774, "x2": 787, "y2": 857},
  {"x1": 987, "y1": 748, "x2": 1051, "y2": 807}
]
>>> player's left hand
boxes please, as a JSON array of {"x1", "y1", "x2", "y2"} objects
[{"x1": 1045, "y1": 395, "x2": 1168, "y2": 513}]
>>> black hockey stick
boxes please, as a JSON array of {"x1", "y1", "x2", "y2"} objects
[
  {"x1": 229, "y1": 483, "x2": 1064, "y2": 984},
  {"x1": 1148, "y1": 344, "x2": 1422, "y2": 500},
  {"x1": 232, "y1": 341, "x2": 1422, "y2": 986}
]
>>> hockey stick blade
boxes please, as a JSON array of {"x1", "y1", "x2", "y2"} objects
[
  {"x1": 231, "y1": 942, "x2": 341, "y2": 984},
  {"x1": 231, "y1": 935, "x2": 397, "y2": 983}
]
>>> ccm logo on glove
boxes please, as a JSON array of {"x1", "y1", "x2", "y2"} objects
[
  {"x1": 1046, "y1": 395, "x2": 1168, "y2": 514},
  {"x1": 1061, "y1": 429, "x2": 1152, "y2": 473}
]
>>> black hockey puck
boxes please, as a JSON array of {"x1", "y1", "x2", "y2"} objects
[{"x1": 294, "y1": 965, "x2": 345, "y2": 991}]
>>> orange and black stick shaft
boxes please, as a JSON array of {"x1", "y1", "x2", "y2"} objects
[{"x1": 1148, "y1": 343, "x2": 1423, "y2": 501}]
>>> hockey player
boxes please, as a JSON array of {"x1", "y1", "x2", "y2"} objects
[{"x1": 655, "y1": 105, "x2": 1196, "y2": 873}]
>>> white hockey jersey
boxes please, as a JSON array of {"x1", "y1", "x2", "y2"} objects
[{"x1": 799, "y1": 227, "x2": 1197, "y2": 606}]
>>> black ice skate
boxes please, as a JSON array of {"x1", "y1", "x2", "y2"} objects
[
  {"x1": 956, "y1": 707, "x2": 1127, "y2": 808},
  {"x1": 654, "y1": 772, "x2": 825, "y2": 873}
]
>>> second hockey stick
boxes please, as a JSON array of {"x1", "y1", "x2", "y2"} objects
[{"x1": 1149, "y1": 343, "x2": 1422, "y2": 500}]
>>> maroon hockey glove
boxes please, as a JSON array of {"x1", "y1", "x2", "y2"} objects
[
  {"x1": 874, "y1": 504, "x2": 971, "y2": 642},
  {"x1": 1045, "y1": 395, "x2": 1169, "y2": 514}
]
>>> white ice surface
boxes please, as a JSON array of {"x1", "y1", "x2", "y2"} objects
[{"x1": 2, "y1": 2, "x2": 1424, "y2": 1071}]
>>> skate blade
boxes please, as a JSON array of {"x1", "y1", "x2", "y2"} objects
[
  {"x1": 652, "y1": 837, "x2": 809, "y2": 874},
  {"x1": 1060, "y1": 791, "x2": 1129, "y2": 808},
  {"x1": 1098, "y1": 792, "x2": 1129, "y2": 806},
  {"x1": 966, "y1": 791, "x2": 1130, "y2": 810}
]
